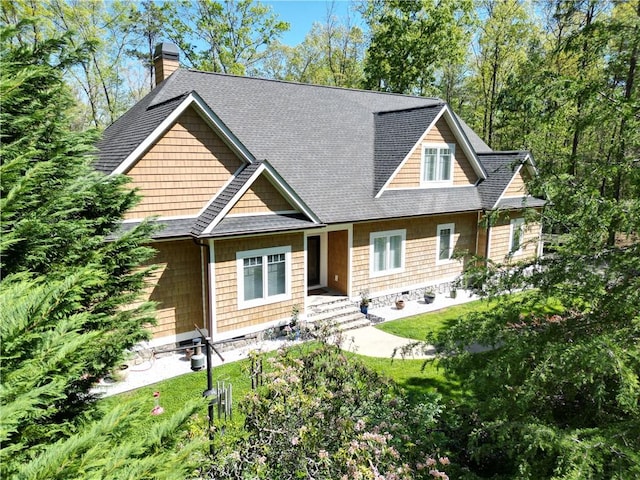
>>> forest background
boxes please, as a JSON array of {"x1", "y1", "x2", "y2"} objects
[
  {"x1": 2, "y1": 0, "x2": 638, "y2": 217},
  {"x1": 1, "y1": 1, "x2": 638, "y2": 478}
]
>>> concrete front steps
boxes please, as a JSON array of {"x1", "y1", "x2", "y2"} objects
[{"x1": 306, "y1": 295, "x2": 371, "y2": 333}]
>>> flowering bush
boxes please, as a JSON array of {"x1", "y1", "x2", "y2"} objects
[{"x1": 207, "y1": 344, "x2": 449, "y2": 479}]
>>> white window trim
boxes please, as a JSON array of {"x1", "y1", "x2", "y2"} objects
[
  {"x1": 421, "y1": 143, "x2": 455, "y2": 187},
  {"x1": 369, "y1": 229, "x2": 406, "y2": 278},
  {"x1": 236, "y1": 246, "x2": 292, "y2": 309},
  {"x1": 436, "y1": 223, "x2": 455, "y2": 264},
  {"x1": 509, "y1": 218, "x2": 525, "y2": 254}
]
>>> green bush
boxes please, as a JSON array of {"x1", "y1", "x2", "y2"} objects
[{"x1": 206, "y1": 343, "x2": 452, "y2": 479}]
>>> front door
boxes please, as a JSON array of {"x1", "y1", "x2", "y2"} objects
[{"x1": 307, "y1": 235, "x2": 321, "y2": 287}]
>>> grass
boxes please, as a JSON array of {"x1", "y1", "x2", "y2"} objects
[
  {"x1": 355, "y1": 355, "x2": 466, "y2": 402},
  {"x1": 99, "y1": 354, "x2": 253, "y2": 429},
  {"x1": 375, "y1": 297, "x2": 494, "y2": 340},
  {"x1": 101, "y1": 299, "x2": 503, "y2": 426}
]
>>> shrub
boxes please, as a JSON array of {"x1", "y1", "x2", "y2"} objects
[{"x1": 207, "y1": 343, "x2": 450, "y2": 479}]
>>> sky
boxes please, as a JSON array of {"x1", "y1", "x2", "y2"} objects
[{"x1": 264, "y1": 0, "x2": 363, "y2": 46}]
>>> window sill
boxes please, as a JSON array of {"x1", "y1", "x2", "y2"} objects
[
  {"x1": 238, "y1": 293, "x2": 291, "y2": 310},
  {"x1": 369, "y1": 267, "x2": 405, "y2": 278},
  {"x1": 420, "y1": 180, "x2": 454, "y2": 188}
]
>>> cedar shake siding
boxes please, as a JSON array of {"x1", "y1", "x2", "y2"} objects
[
  {"x1": 503, "y1": 167, "x2": 531, "y2": 198},
  {"x1": 351, "y1": 213, "x2": 478, "y2": 296},
  {"x1": 145, "y1": 240, "x2": 204, "y2": 338},
  {"x1": 489, "y1": 211, "x2": 540, "y2": 262},
  {"x1": 228, "y1": 175, "x2": 297, "y2": 216},
  {"x1": 213, "y1": 233, "x2": 305, "y2": 334},
  {"x1": 387, "y1": 117, "x2": 478, "y2": 189},
  {"x1": 95, "y1": 68, "x2": 546, "y2": 345},
  {"x1": 124, "y1": 106, "x2": 243, "y2": 219}
]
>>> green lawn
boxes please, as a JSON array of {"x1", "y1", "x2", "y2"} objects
[
  {"x1": 355, "y1": 355, "x2": 465, "y2": 401},
  {"x1": 103, "y1": 301, "x2": 495, "y2": 423},
  {"x1": 375, "y1": 298, "x2": 493, "y2": 340},
  {"x1": 99, "y1": 354, "x2": 253, "y2": 430}
]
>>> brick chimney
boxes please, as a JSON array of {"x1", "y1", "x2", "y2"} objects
[{"x1": 153, "y1": 43, "x2": 179, "y2": 86}]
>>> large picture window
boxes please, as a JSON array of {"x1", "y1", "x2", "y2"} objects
[
  {"x1": 436, "y1": 223, "x2": 455, "y2": 263},
  {"x1": 370, "y1": 229, "x2": 405, "y2": 276},
  {"x1": 422, "y1": 144, "x2": 454, "y2": 185},
  {"x1": 237, "y1": 246, "x2": 291, "y2": 308}
]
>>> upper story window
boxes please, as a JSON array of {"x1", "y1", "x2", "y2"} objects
[
  {"x1": 436, "y1": 223, "x2": 455, "y2": 263},
  {"x1": 237, "y1": 246, "x2": 291, "y2": 309},
  {"x1": 370, "y1": 229, "x2": 405, "y2": 277},
  {"x1": 422, "y1": 144, "x2": 454, "y2": 186},
  {"x1": 510, "y1": 218, "x2": 525, "y2": 254}
]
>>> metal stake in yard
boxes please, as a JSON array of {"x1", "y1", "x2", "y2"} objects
[{"x1": 195, "y1": 325, "x2": 225, "y2": 457}]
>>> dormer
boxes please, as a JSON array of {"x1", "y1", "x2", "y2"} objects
[{"x1": 375, "y1": 104, "x2": 486, "y2": 197}]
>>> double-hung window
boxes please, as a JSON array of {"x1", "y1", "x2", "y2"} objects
[
  {"x1": 436, "y1": 223, "x2": 455, "y2": 263},
  {"x1": 237, "y1": 246, "x2": 291, "y2": 308},
  {"x1": 422, "y1": 144, "x2": 454, "y2": 185},
  {"x1": 370, "y1": 229, "x2": 405, "y2": 276},
  {"x1": 510, "y1": 218, "x2": 525, "y2": 254}
]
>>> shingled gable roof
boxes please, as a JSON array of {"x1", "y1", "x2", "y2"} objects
[
  {"x1": 97, "y1": 88, "x2": 256, "y2": 176},
  {"x1": 95, "y1": 89, "x2": 188, "y2": 174},
  {"x1": 374, "y1": 103, "x2": 488, "y2": 197},
  {"x1": 373, "y1": 104, "x2": 443, "y2": 194},
  {"x1": 477, "y1": 151, "x2": 544, "y2": 210},
  {"x1": 96, "y1": 69, "x2": 535, "y2": 228},
  {"x1": 192, "y1": 159, "x2": 322, "y2": 237}
]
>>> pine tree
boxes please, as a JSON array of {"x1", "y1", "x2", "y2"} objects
[
  {"x1": 1, "y1": 20, "x2": 204, "y2": 477},
  {"x1": 1, "y1": 18, "x2": 156, "y2": 411}
]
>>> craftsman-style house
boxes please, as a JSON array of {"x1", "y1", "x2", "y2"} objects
[{"x1": 96, "y1": 44, "x2": 544, "y2": 347}]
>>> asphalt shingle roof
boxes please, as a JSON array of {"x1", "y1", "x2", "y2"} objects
[
  {"x1": 496, "y1": 196, "x2": 546, "y2": 210},
  {"x1": 204, "y1": 214, "x2": 322, "y2": 238},
  {"x1": 95, "y1": 91, "x2": 188, "y2": 174},
  {"x1": 109, "y1": 218, "x2": 196, "y2": 240},
  {"x1": 97, "y1": 70, "x2": 541, "y2": 237},
  {"x1": 477, "y1": 151, "x2": 530, "y2": 209},
  {"x1": 191, "y1": 160, "x2": 263, "y2": 236},
  {"x1": 374, "y1": 105, "x2": 444, "y2": 194}
]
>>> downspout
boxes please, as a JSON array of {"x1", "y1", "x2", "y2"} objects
[
  {"x1": 193, "y1": 237, "x2": 211, "y2": 336},
  {"x1": 479, "y1": 210, "x2": 491, "y2": 262},
  {"x1": 475, "y1": 210, "x2": 482, "y2": 258}
]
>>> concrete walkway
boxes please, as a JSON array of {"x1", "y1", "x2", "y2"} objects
[
  {"x1": 339, "y1": 326, "x2": 433, "y2": 359},
  {"x1": 94, "y1": 291, "x2": 479, "y2": 396},
  {"x1": 340, "y1": 290, "x2": 479, "y2": 359}
]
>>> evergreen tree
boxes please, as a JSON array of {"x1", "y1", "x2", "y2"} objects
[
  {"x1": 1, "y1": 20, "x2": 204, "y2": 477},
  {"x1": 1, "y1": 19, "x2": 154, "y2": 413},
  {"x1": 430, "y1": 3, "x2": 640, "y2": 470}
]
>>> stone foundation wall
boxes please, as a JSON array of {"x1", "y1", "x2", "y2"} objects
[{"x1": 368, "y1": 280, "x2": 458, "y2": 309}]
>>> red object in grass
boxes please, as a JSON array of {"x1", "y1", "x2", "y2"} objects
[{"x1": 151, "y1": 405, "x2": 165, "y2": 415}]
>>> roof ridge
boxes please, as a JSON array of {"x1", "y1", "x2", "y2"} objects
[
  {"x1": 477, "y1": 150, "x2": 528, "y2": 155},
  {"x1": 374, "y1": 103, "x2": 445, "y2": 115},
  {"x1": 179, "y1": 68, "x2": 443, "y2": 101}
]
